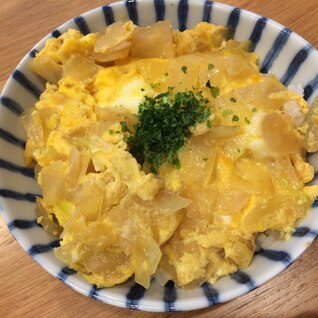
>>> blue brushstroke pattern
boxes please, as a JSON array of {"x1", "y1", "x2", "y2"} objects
[
  {"x1": 52, "y1": 30, "x2": 61, "y2": 38},
  {"x1": 281, "y1": 44, "x2": 313, "y2": 86},
  {"x1": 313, "y1": 197, "x2": 318, "y2": 208},
  {"x1": 249, "y1": 17, "x2": 267, "y2": 52},
  {"x1": 12, "y1": 70, "x2": 41, "y2": 99},
  {"x1": 7, "y1": 219, "x2": 39, "y2": 230},
  {"x1": 102, "y1": 5, "x2": 115, "y2": 25},
  {"x1": 29, "y1": 49, "x2": 38, "y2": 58},
  {"x1": 255, "y1": 248, "x2": 291, "y2": 265},
  {"x1": 164, "y1": 280, "x2": 177, "y2": 312},
  {"x1": 201, "y1": 282, "x2": 219, "y2": 306},
  {"x1": 58, "y1": 267, "x2": 77, "y2": 282},
  {"x1": 89, "y1": 284, "x2": 103, "y2": 300},
  {"x1": 28, "y1": 239, "x2": 60, "y2": 256},
  {"x1": 304, "y1": 74, "x2": 318, "y2": 101},
  {"x1": 260, "y1": 28, "x2": 292, "y2": 74},
  {"x1": 154, "y1": 0, "x2": 165, "y2": 21},
  {"x1": 227, "y1": 7, "x2": 241, "y2": 39},
  {"x1": 230, "y1": 270, "x2": 256, "y2": 290},
  {"x1": 0, "y1": 189, "x2": 37, "y2": 202},
  {"x1": 0, "y1": 128, "x2": 25, "y2": 148},
  {"x1": 293, "y1": 226, "x2": 317, "y2": 237},
  {"x1": 126, "y1": 0, "x2": 139, "y2": 25},
  {"x1": 74, "y1": 16, "x2": 91, "y2": 35},
  {"x1": 126, "y1": 283, "x2": 146, "y2": 309},
  {"x1": 0, "y1": 158, "x2": 34, "y2": 178},
  {"x1": 202, "y1": 0, "x2": 213, "y2": 23},
  {"x1": 0, "y1": 96, "x2": 24, "y2": 115},
  {"x1": 178, "y1": 0, "x2": 188, "y2": 31}
]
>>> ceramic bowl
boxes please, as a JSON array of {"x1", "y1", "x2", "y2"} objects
[{"x1": 1, "y1": 0, "x2": 318, "y2": 312}]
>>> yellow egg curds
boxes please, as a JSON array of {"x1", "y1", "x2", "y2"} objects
[{"x1": 22, "y1": 20, "x2": 318, "y2": 289}]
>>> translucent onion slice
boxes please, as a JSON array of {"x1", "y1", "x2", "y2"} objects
[
  {"x1": 63, "y1": 55, "x2": 100, "y2": 82},
  {"x1": 35, "y1": 198, "x2": 62, "y2": 236},
  {"x1": 143, "y1": 190, "x2": 190, "y2": 215},
  {"x1": 208, "y1": 125, "x2": 242, "y2": 140},
  {"x1": 302, "y1": 96, "x2": 318, "y2": 152},
  {"x1": 30, "y1": 55, "x2": 63, "y2": 84},
  {"x1": 262, "y1": 112, "x2": 300, "y2": 155},
  {"x1": 93, "y1": 22, "x2": 134, "y2": 62},
  {"x1": 131, "y1": 20, "x2": 175, "y2": 58},
  {"x1": 133, "y1": 235, "x2": 161, "y2": 289}
]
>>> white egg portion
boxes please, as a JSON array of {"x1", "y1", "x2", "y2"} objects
[
  {"x1": 244, "y1": 111, "x2": 275, "y2": 158},
  {"x1": 111, "y1": 78, "x2": 155, "y2": 113}
]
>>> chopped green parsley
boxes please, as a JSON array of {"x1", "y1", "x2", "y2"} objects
[
  {"x1": 230, "y1": 97, "x2": 237, "y2": 103},
  {"x1": 244, "y1": 117, "x2": 250, "y2": 124},
  {"x1": 120, "y1": 121, "x2": 129, "y2": 132},
  {"x1": 181, "y1": 65, "x2": 188, "y2": 74},
  {"x1": 208, "y1": 63, "x2": 214, "y2": 71},
  {"x1": 222, "y1": 109, "x2": 234, "y2": 118},
  {"x1": 205, "y1": 80, "x2": 220, "y2": 98},
  {"x1": 232, "y1": 115, "x2": 239, "y2": 122},
  {"x1": 126, "y1": 89, "x2": 211, "y2": 171},
  {"x1": 150, "y1": 82, "x2": 161, "y2": 89},
  {"x1": 212, "y1": 88, "x2": 219, "y2": 99}
]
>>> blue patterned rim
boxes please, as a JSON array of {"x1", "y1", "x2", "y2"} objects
[{"x1": 0, "y1": 0, "x2": 318, "y2": 312}]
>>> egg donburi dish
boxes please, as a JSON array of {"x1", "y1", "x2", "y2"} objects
[{"x1": 22, "y1": 20, "x2": 318, "y2": 289}]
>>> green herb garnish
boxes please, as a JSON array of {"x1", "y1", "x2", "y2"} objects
[
  {"x1": 230, "y1": 97, "x2": 237, "y2": 103},
  {"x1": 232, "y1": 115, "x2": 239, "y2": 122},
  {"x1": 127, "y1": 89, "x2": 211, "y2": 171},
  {"x1": 120, "y1": 121, "x2": 130, "y2": 132},
  {"x1": 244, "y1": 117, "x2": 250, "y2": 124},
  {"x1": 181, "y1": 66, "x2": 188, "y2": 74},
  {"x1": 149, "y1": 166, "x2": 158, "y2": 174},
  {"x1": 222, "y1": 109, "x2": 233, "y2": 118},
  {"x1": 151, "y1": 83, "x2": 161, "y2": 89},
  {"x1": 211, "y1": 86, "x2": 220, "y2": 98},
  {"x1": 208, "y1": 63, "x2": 214, "y2": 71},
  {"x1": 205, "y1": 80, "x2": 220, "y2": 98},
  {"x1": 252, "y1": 107, "x2": 257, "y2": 112},
  {"x1": 109, "y1": 129, "x2": 114, "y2": 135}
]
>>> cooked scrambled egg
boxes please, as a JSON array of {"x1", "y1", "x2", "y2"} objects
[{"x1": 22, "y1": 21, "x2": 318, "y2": 289}]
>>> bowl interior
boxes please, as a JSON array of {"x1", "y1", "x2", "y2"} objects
[{"x1": 1, "y1": 0, "x2": 318, "y2": 312}]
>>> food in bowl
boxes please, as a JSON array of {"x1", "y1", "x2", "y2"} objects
[{"x1": 21, "y1": 20, "x2": 318, "y2": 290}]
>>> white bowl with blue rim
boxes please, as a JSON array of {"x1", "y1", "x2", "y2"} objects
[{"x1": 0, "y1": 0, "x2": 318, "y2": 312}]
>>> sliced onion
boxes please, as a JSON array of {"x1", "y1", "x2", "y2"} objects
[
  {"x1": 131, "y1": 20, "x2": 175, "y2": 58},
  {"x1": 145, "y1": 190, "x2": 190, "y2": 215},
  {"x1": 208, "y1": 125, "x2": 242, "y2": 140},
  {"x1": 63, "y1": 55, "x2": 100, "y2": 82},
  {"x1": 302, "y1": 96, "x2": 318, "y2": 152},
  {"x1": 30, "y1": 55, "x2": 62, "y2": 84},
  {"x1": 262, "y1": 112, "x2": 300, "y2": 155},
  {"x1": 93, "y1": 22, "x2": 134, "y2": 62},
  {"x1": 35, "y1": 198, "x2": 62, "y2": 237}
]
